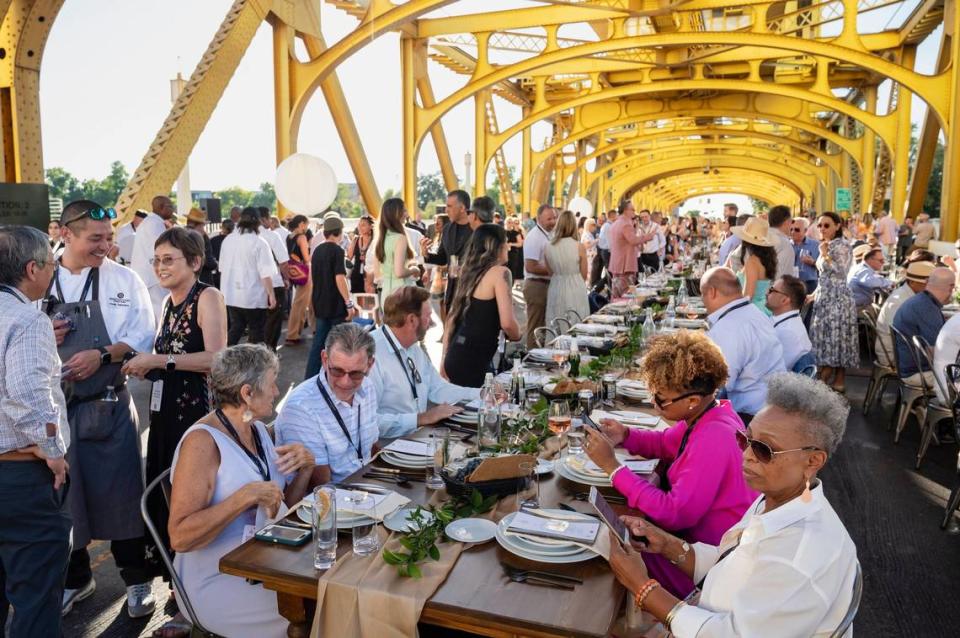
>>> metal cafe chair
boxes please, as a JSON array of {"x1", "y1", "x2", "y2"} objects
[
  {"x1": 564, "y1": 309, "x2": 584, "y2": 324},
  {"x1": 889, "y1": 326, "x2": 933, "y2": 441},
  {"x1": 861, "y1": 312, "x2": 898, "y2": 417},
  {"x1": 857, "y1": 304, "x2": 879, "y2": 363},
  {"x1": 940, "y1": 364, "x2": 960, "y2": 530},
  {"x1": 140, "y1": 469, "x2": 225, "y2": 638},
  {"x1": 533, "y1": 326, "x2": 557, "y2": 349},
  {"x1": 828, "y1": 562, "x2": 863, "y2": 638},
  {"x1": 551, "y1": 316, "x2": 572, "y2": 335},
  {"x1": 911, "y1": 336, "x2": 955, "y2": 469}
]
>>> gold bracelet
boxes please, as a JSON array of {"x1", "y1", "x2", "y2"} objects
[{"x1": 665, "y1": 600, "x2": 687, "y2": 630}]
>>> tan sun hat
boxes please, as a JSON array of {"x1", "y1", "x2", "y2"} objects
[
  {"x1": 851, "y1": 243, "x2": 872, "y2": 262},
  {"x1": 186, "y1": 207, "x2": 207, "y2": 225},
  {"x1": 905, "y1": 260, "x2": 936, "y2": 283},
  {"x1": 731, "y1": 217, "x2": 774, "y2": 247}
]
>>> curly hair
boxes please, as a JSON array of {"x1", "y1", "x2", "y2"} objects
[{"x1": 640, "y1": 330, "x2": 729, "y2": 395}]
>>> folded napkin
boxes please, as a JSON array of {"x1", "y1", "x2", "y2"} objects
[
  {"x1": 507, "y1": 510, "x2": 601, "y2": 544},
  {"x1": 508, "y1": 508, "x2": 613, "y2": 560},
  {"x1": 336, "y1": 488, "x2": 410, "y2": 521}
]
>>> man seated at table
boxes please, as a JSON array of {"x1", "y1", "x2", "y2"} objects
[
  {"x1": 847, "y1": 247, "x2": 894, "y2": 308},
  {"x1": 370, "y1": 286, "x2": 480, "y2": 438},
  {"x1": 701, "y1": 267, "x2": 785, "y2": 423},
  {"x1": 892, "y1": 267, "x2": 955, "y2": 388},
  {"x1": 275, "y1": 323, "x2": 379, "y2": 483},
  {"x1": 875, "y1": 260, "x2": 935, "y2": 367},
  {"x1": 765, "y1": 274, "x2": 813, "y2": 372}
]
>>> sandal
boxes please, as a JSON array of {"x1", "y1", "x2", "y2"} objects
[{"x1": 151, "y1": 617, "x2": 192, "y2": 638}]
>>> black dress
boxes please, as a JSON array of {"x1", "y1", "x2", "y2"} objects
[
  {"x1": 443, "y1": 298, "x2": 501, "y2": 387},
  {"x1": 506, "y1": 229, "x2": 525, "y2": 282},
  {"x1": 349, "y1": 236, "x2": 370, "y2": 293},
  {"x1": 144, "y1": 282, "x2": 213, "y2": 567}
]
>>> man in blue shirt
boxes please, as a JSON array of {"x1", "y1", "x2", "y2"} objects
[
  {"x1": 718, "y1": 213, "x2": 750, "y2": 269},
  {"x1": 702, "y1": 267, "x2": 785, "y2": 422},
  {"x1": 791, "y1": 218, "x2": 821, "y2": 293},
  {"x1": 892, "y1": 267, "x2": 955, "y2": 386},
  {"x1": 592, "y1": 209, "x2": 617, "y2": 287},
  {"x1": 847, "y1": 247, "x2": 894, "y2": 308}
]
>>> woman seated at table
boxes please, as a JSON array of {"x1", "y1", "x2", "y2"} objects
[
  {"x1": 608, "y1": 373, "x2": 858, "y2": 637},
  {"x1": 168, "y1": 344, "x2": 316, "y2": 638},
  {"x1": 583, "y1": 330, "x2": 756, "y2": 597}
]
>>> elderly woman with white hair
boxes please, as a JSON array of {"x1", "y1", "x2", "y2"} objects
[
  {"x1": 607, "y1": 373, "x2": 859, "y2": 636},
  {"x1": 167, "y1": 344, "x2": 315, "y2": 637}
]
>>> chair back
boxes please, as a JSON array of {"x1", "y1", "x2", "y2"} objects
[
  {"x1": 870, "y1": 313, "x2": 896, "y2": 369},
  {"x1": 533, "y1": 326, "x2": 556, "y2": 349},
  {"x1": 792, "y1": 351, "x2": 817, "y2": 376},
  {"x1": 564, "y1": 309, "x2": 584, "y2": 324},
  {"x1": 140, "y1": 469, "x2": 222, "y2": 638},
  {"x1": 829, "y1": 562, "x2": 863, "y2": 638},
  {"x1": 889, "y1": 325, "x2": 911, "y2": 377},
  {"x1": 552, "y1": 316, "x2": 572, "y2": 334},
  {"x1": 913, "y1": 335, "x2": 954, "y2": 404}
]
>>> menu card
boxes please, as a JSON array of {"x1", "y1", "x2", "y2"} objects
[
  {"x1": 584, "y1": 458, "x2": 659, "y2": 475},
  {"x1": 507, "y1": 510, "x2": 601, "y2": 544},
  {"x1": 384, "y1": 439, "x2": 433, "y2": 457}
]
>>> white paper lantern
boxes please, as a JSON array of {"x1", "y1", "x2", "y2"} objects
[
  {"x1": 568, "y1": 196, "x2": 594, "y2": 218},
  {"x1": 275, "y1": 153, "x2": 338, "y2": 216}
]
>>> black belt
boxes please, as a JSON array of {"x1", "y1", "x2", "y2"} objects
[
  {"x1": 69, "y1": 383, "x2": 126, "y2": 406},
  {"x1": 527, "y1": 277, "x2": 550, "y2": 283}
]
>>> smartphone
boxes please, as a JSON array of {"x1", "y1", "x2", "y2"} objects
[
  {"x1": 581, "y1": 410, "x2": 603, "y2": 432},
  {"x1": 254, "y1": 523, "x2": 311, "y2": 546},
  {"x1": 587, "y1": 486, "x2": 629, "y2": 546}
]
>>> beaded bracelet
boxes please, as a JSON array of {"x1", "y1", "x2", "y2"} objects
[{"x1": 633, "y1": 578, "x2": 660, "y2": 610}]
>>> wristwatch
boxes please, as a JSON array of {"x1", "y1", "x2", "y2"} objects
[
  {"x1": 670, "y1": 541, "x2": 691, "y2": 565},
  {"x1": 97, "y1": 346, "x2": 110, "y2": 365},
  {"x1": 166, "y1": 354, "x2": 176, "y2": 371}
]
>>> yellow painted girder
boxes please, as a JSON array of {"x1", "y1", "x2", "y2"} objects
[{"x1": 640, "y1": 175, "x2": 797, "y2": 207}]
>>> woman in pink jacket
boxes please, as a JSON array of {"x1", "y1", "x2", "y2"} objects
[{"x1": 584, "y1": 330, "x2": 757, "y2": 597}]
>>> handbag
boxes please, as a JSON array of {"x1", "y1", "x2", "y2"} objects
[{"x1": 288, "y1": 261, "x2": 309, "y2": 286}]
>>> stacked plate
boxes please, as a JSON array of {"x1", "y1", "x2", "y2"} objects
[
  {"x1": 555, "y1": 455, "x2": 612, "y2": 487},
  {"x1": 527, "y1": 348, "x2": 565, "y2": 364},
  {"x1": 616, "y1": 379, "x2": 650, "y2": 402},
  {"x1": 588, "y1": 314, "x2": 624, "y2": 325},
  {"x1": 572, "y1": 323, "x2": 621, "y2": 336},
  {"x1": 670, "y1": 318, "x2": 708, "y2": 330},
  {"x1": 381, "y1": 448, "x2": 434, "y2": 469},
  {"x1": 296, "y1": 485, "x2": 388, "y2": 529},
  {"x1": 496, "y1": 510, "x2": 596, "y2": 564}
]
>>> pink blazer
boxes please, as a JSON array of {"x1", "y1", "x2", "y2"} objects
[{"x1": 607, "y1": 216, "x2": 639, "y2": 275}]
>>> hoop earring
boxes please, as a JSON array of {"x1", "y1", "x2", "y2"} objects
[{"x1": 800, "y1": 477, "x2": 812, "y2": 504}]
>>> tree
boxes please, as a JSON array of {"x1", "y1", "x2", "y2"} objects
[
  {"x1": 331, "y1": 183, "x2": 363, "y2": 218},
  {"x1": 749, "y1": 198, "x2": 770, "y2": 214},
  {"x1": 45, "y1": 161, "x2": 128, "y2": 206},
  {"x1": 45, "y1": 167, "x2": 82, "y2": 202},
  {"x1": 250, "y1": 182, "x2": 276, "y2": 212},
  {"x1": 215, "y1": 186, "x2": 255, "y2": 211},
  {"x1": 417, "y1": 173, "x2": 446, "y2": 212}
]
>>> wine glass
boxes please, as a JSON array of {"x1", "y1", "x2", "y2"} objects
[
  {"x1": 548, "y1": 401, "x2": 571, "y2": 437},
  {"x1": 492, "y1": 380, "x2": 509, "y2": 407}
]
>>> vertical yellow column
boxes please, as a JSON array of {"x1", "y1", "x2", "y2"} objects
[
  {"x1": 891, "y1": 48, "x2": 916, "y2": 221},
  {"x1": 861, "y1": 86, "x2": 877, "y2": 215},
  {"x1": 272, "y1": 18, "x2": 292, "y2": 220},
  {"x1": 521, "y1": 115, "x2": 532, "y2": 215},
  {"x1": 401, "y1": 36, "x2": 417, "y2": 213},
  {"x1": 474, "y1": 91, "x2": 487, "y2": 197},
  {"x1": 941, "y1": 9, "x2": 960, "y2": 239}
]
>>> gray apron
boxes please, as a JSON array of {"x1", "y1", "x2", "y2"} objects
[{"x1": 50, "y1": 266, "x2": 144, "y2": 548}]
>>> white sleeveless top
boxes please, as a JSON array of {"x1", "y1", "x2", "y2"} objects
[{"x1": 171, "y1": 421, "x2": 288, "y2": 638}]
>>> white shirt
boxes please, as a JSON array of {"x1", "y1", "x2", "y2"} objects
[
  {"x1": 52, "y1": 258, "x2": 156, "y2": 352},
  {"x1": 639, "y1": 222, "x2": 662, "y2": 254},
  {"x1": 771, "y1": 311, "x2": 812, "y2": 371},
  {"x1": 115, "y1": 223, "x2": 136, "y2": 264},
  {"x1": 218, "y1": 231, "x2": 279, "y2": 309},
  {"x1": 523, "y1": 224, "x2": 552, "y2": 279},
  {"x1": 260, "y1": 227, "x2": 289, "y2": 288},
  {"x1": 274, "y1": 373, "x2": 379, "y2": 483},
  {"x1": 674, "y1": 482, "x2": 858, "y2": 638},
  {"x1": 597, "y1": 221, "x2": 612, "y2": 251},
  {"x1": 130, "y1": 212, "x2": 166, "y2": 292},
  {"x1": 933, "y1": 312, "x2": 960, "y2": 403},
  {"x1": 875, "y1": 283, "x2": 916, "y2": 367},
  {"x1": 707, "y1": 298, "x2": 785, "y2": 415},
  {"x1": 773, "y1": 229, "x2": 798, "y2": 278},
  {"x1": 369, "y1": 326, "x2": 479, "y2": 439},
  {"x1": 273, "y1": 225, "x2": 290, "y2": 242}
]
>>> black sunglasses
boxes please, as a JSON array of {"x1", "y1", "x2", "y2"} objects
[
  {"x1": 736, "y1": 429, "x2": 821, "y2": 464},
  {"x1": 406, "y1": 357, "x2": 422, "y2": 384},
  {"x1": 653, "y1": 390, "x2": 702, "y2": 409},
  {"x1": 328, "y1": 366, "x2": 368, "y2": 381}
]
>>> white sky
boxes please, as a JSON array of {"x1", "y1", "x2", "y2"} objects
[{"x1": 39, "y1": 0, "x2": 942, "y2": 203}]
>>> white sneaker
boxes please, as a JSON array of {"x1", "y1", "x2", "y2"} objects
[
  {"x1": 62, "y1": 579, "x2": 96, "y2": 616},
  {"x1": 126, "y1": 582, "x2": 156, "y2": 618}
]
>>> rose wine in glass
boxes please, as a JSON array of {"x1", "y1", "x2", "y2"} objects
[{"x1": 548, "y1": 400, "x2": 571, "y2": 435}]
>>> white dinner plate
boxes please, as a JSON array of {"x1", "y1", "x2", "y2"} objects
[
  {"x1": 383, "y1": 506, "x2": 435, "y2": 533},
  {"x1": 446, "y1": 518, "x2": 497, "y2": 544},
  {"x1": 296, "y1": 506, "x2": 373, "y2": 529},
  {"x1": 495, "y1": 512, "x2": 596, "y2": 564},
  {"x1": 555, "y1": 458, "x2": 611, "y2": 487},
  {"x1": 381, "y1": 451, "x2": 432, "y2": 469},
  {"x1": 535, "y1": 459, "x2": 555, "y2": 475},
  {"x1": 503, "y1": 532, "x2": 585, "y2": 557}
]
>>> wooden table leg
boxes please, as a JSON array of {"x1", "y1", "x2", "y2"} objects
[{"x1": 277, "y1": 592, "x2": 314, "y2": 638}]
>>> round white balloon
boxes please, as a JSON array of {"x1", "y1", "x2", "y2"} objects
[
  {"x1": 275, "y1": 153, "x2": 338, "y2": 216},
  {"x1": 568, "y1": 197, "x2": 594, "y2": 218}
]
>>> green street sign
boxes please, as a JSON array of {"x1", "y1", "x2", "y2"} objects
[{"x1": 835, "y1": 188, "x2": 851, "y2": 213}]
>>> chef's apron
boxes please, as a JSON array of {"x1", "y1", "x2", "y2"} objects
[{"x1": 49, "y1": 266, "x2": 144, "y2": 548}]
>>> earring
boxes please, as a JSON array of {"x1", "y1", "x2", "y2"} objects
[
  {"x1": 242, "y1": 407, "x2": 253, "y2": 423},
  {"x1": 800, "y1": 477, "x2": 812, "y2": 503}
]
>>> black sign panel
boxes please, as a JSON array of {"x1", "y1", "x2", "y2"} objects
[{"x1": 0, "y1": 183, "x2": 51, "y2": 231}]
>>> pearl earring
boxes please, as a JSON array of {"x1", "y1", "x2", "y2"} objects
[
  {"x1": 800, "y1": 477, "x2": 812, "y2": 503},
  {"x1": 242, "y1": 407, "x2": 253, "y2": 423}
]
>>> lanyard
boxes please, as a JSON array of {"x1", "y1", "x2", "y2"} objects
[
  {"x1": 0, "y1": 285, "x2": 25, "y2": 303},
  {"x1": 713, "y1": 300, "x2": 750, "y2": 325},
  {"x1": 315, "y1": 374, "x2": 363, "y2": 460},
  {"x1": 156, "y1": 282, "x2": 200, "y2": 352},
  {"x1": 661, "y1": 400, "x2": 719, "y2": 492},
  {"x1": 773, "y1": 311, "x2": 800, "y2": 328},
  {"x1": 214, "y1": 409, "x2": 270, "y2": 482},
  {"x1": 383, "y1": 328, "x2": 418, "y2": 401},
  {"x1": 51, "y1": 264, "x2": 98, "y2": 305}
]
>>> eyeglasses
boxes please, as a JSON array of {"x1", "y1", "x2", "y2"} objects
[
  {"x1": 63, "y1": 206, "x2": 117, "y2": 226},
  {"x1": 328, "y1": 366, "x2": 368, "y2": 381},
  {"x1": 653, "y1": 390, "x2": 702, "y2": 409},
  {"x1": 736, "y1": 429, "x2": 821, "y2": 463},
  {"x1": 149, "y1": 256, "x2": 186, "y2": 268},
  {"x1": 766, "y1": 287, "x2": 787, "y2": 297},
  {"x1": 816, "y1": 223, "x2": 831, "y2": 229},
  {"x1": 790, "y1": 227, "x2": 803, "y2": 232},
  {"x1": 406, "y1": 357, "x2": 422, "y2": 385}
]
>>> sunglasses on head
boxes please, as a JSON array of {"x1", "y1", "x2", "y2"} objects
[
  {"x1": 736, "y1": 428, "x2": 820, "y2": 463},
  {"x1": 327, "y1": 366, "x2": 368, "y2": 381},
  {"x1": 65, "y1": 207, "x2": 117, "y2": 225}
]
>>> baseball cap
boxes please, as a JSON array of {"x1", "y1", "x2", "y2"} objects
[{"x1": 323, "y1": 216, "x2": 344, "y2": 233}]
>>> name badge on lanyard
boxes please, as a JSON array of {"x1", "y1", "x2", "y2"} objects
[{"x1": 150, "y1": 381, "x2": 163, "y2": 412}]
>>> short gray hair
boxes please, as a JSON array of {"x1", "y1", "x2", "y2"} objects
[
  {"x1": 210, "y1": 344, "x2": 279, "y2": 407},
  {"x1": 765, "y1": 373, "x2": 848, "y2": 455},
  {"x1": 0, "y1": 226, "x2": 52, "y2": 286},
  {"x1": 325, "y1": 323, "x2": 375, "y2": 361}
]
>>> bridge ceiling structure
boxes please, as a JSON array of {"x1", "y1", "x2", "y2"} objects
[{"x1": 2, "y1": 0, "x2": 959, "y2": 236}]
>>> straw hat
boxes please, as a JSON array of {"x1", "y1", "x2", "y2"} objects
[
  {"x1": 905, "y1": 260, "x2": 936, "y2": 283},
  {"x1": 730, "y1": 217, "x2": 774, "y2": 247},
  {"x1": 186, "y1": 207, "x2": 206, "y2": 225},
  {"x1": 851, "y1": 243, "x2": 872, "y2": 262}
]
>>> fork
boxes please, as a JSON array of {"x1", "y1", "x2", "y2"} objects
[
  {"x1": 502, "y1": 564, "x2": 583, "y2": 584},
  {"x1": 505, "y1": 572, "x2": 575, "y2": 590}
]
